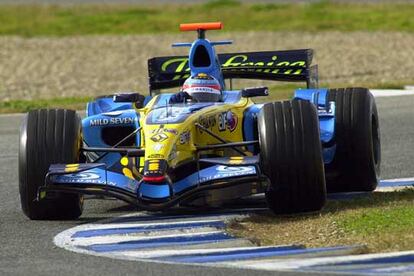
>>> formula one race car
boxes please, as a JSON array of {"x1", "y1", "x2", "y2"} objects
[{"x1": 19, "y1": 22, "x2": 381, "y2": 220}]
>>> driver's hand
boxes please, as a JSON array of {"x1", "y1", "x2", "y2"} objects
[{"x1": 169, "y1": 91, "x2": 192, "y2": 104}]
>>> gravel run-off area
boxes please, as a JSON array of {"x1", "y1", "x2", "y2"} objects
[{"x1": 1, "y1": 31, "x2": 414, "y2": 101}]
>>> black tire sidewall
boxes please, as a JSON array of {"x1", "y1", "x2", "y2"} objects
[
  {"x1": 19, "y1": 109, "x2": 83, "y2": 220},
  {"x1": 258, "y1": 100, "x2": 326, "y2": 214},
  {"x1": 326, "y1": 88, "x2": 381, "y2": 192}
]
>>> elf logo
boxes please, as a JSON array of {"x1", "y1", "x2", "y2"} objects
[{"x1": 218, "y1": 111, "x2": 238, "y2": 132}]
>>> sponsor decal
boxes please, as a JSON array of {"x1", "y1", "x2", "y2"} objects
[
  {"x1": 153, "y1": 143, "x2": 164, "y2": 152},
  {"x1": 151, "y1": 108, "x2": 183, "y2": 123},
  {"x1": 159, "y1": 54, "x2": 306, "y2": 81},
  {"x1": 179, "y1": 130, "x2": 191, "y2": 144},
  {"x1": 148, "y1": 154, "x2": 165, "y2": 159},
  {"x1": 221, "y1": 55, "x2": 305, "y2": 72},
  {"x1": 150, "y1": 127, "x2": 177, "y2": 142},
  {"x1": 58, "y1": 172, "x2": 115, "y2": 185},
  {"x1": 65, "y1": 172, "x2": 100, "y2": 180},
  {"x1": 151, "y1": 132, "x2": 168, "y2": 142},
  {"x1": 216, "y1": 165, "x2": 254, "y2": 174},
  {"x1": 198, "y1": 115, "x2": 216, "y2": 133},
  {"x1": 90, "y1": 117, "x2": 134, "y2": 127},
  {"x1": 151, "y1": 127, "x2": 178, "y2": 135},
  {"x1": 186, "y1": 87, "x2": 219, "y2": 93},
  {"x1": 163, "y1": 128, "x2": 178, "y2": 135},
  {"x1": 199, "y1": 165, "x2": 256, "y2": 183},
  {"x1": 218, "y1": 111, "x2": 238, "y2": 132},
  {"x1": 143, "y1": 159, "x2": 167, "y2": 176},
  {"x1": 147, "y1": 104, "x2": 214, "y2": 125}
]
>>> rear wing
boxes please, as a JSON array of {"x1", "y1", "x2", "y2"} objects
[{"x1": 148, "y1": 49, "x2": 318, "y2": 91}]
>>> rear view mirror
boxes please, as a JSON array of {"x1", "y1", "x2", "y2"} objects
[
  {"x1": 241, "y1": 86, "x2": 269, "y2": 98},
  {"x1": 113, "y1": 92, "x2": 146, "y2": 108}
]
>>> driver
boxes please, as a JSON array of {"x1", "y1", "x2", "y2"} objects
[{"x1": 169, "y1": 73, "x2": 222, "y2": 103}]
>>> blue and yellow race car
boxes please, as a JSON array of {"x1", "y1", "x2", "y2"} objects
[{"x1": 19, "y1": 22, "x2": 381, "y2": 219}]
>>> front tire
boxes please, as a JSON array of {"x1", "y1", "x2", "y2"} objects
[
  {"x1": 325, "y1": 88, "x2": 381, "y2": 192},
  {"x1": 19, "y1": 109, "x2": 84, "y2": 220},
  {"x1": 258, "y1": 100, "x2": 326, "y2": 214}
]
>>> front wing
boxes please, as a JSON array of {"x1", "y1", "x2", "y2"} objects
[{"x1": 42, "y1": 156, "x2": 264, "y2": 210}]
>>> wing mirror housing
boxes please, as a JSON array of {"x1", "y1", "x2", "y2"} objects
[
  {"x1": 113, "y1": 92, "x2": 146, "y2": 108},
  {"x1": 241, "y1": 86, "x2": 269, "y2": 98}
]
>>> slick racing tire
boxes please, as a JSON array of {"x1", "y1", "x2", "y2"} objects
[
  {"x1": 258, "y1": 99, "x2": 326, "y2": 214},
  {"x1": 325, "y1": 88, "x2": 381, "y2": 192},
  {"x1": 19, "y1": 109, "x2": 84, "y2": 220}
]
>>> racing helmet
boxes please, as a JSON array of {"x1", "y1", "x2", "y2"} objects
[{"x1": 181, "y1": 73, "x2": 222, "y2": 102}]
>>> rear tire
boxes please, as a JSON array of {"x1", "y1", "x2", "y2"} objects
[
  {"x1": 19, "y1": 109, "x2": 84, "y2": 220},
  {"x1": 325, "y1": 88, "x2": 381, "y2": 192},
  {"x1": 258, "y1": 100, "x2": 326, "y2": 214}
]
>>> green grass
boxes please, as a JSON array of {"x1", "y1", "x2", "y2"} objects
[
  {"x1": 0, "y1": 97, "x2": 92, "y2": 113},
  {"x1": 228, "y1": 188, "x2": 414, "y2": 253},
  {"x1": 341, "y1": 205, "x2": 414, "y2": 235},
  {"x1": 1, "y1": 1, "x2": 414, "y2": 36}
]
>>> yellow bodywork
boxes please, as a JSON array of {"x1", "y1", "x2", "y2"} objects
[{"x1": 136, "y1": 95, "x2": 254, "y2": 172}]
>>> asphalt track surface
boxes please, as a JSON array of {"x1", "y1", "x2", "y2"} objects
[{"x1": 1, "y1": 95, "x2": 414, "y2": 276}]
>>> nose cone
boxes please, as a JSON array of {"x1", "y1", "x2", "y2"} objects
[
  {"x1": 137, "y1": 181, "x2": 171, "y2": 200},
  {"x1": 139, "y1": 135, "x2": 172, "y2": 201},
  {"x1": 138, "y1": 126, "x2": 172, "y2": 201},
  {"x1": 143, "y1": 159, "x2": 168, "y2": 182},
  {"x1": 139, "y1": 156, "x2": 171, "y2": 201},
  {"x1": 143, "y1": 127, "x2": 178, "y2": 180}
]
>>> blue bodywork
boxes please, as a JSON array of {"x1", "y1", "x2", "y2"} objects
[
  {"x1": 294, "y1": 88, "x2": 336, "y2": 164},
  {"x1": 82, "y1": 108, "x2": 140, "y2": 166},
  {"x1": 50, "y1": 163, "x2": 257, "y2": 200},
  {"x1": 46, "y1": 27, "x2": 338, "y2": 209}
]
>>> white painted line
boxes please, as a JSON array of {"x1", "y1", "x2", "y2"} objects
[
  {"x1": 53, "y1": 212, "x2": 255, "y2": 265},
  {"x1": 118, "y1": 246, "x2": 279, "y2": 259},
  {"x1": 377, "y1": 177, "x2": 414, "y2": 192},
  {"x1": 70, "y1": 218, "x2": 225, "y2": 232},
  {"x1": 371, "y1": 89, "x2": 414, "y2": 97},
  {"x1": 225, "y1": 249, "x2": 414, "y2": 271},
  {"x1": 381, "y1": 177, "x2": 414, "y2": 183},
  {"x1": 71, "y1": 230, "x2": 224, "y2": 246}
]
